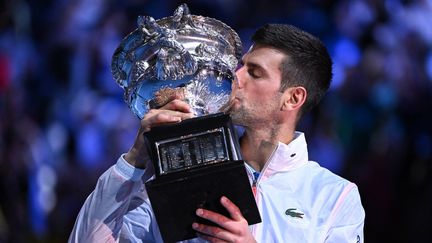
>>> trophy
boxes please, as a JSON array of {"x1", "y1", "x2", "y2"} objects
[{"x1": 111, "y1": 4, "x2": 261, "y2": 242}]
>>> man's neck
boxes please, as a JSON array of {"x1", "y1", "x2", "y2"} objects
[{"x1": 240, "y1": 126, "x2": 294, "y2": 172}]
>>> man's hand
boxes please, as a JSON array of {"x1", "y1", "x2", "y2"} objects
[
  {"x1": 193, "y1": 196, "x2": 256, "y2": 243},
  {"x1": 124, "y1": 98, "x2": 194, "y2": 168}
]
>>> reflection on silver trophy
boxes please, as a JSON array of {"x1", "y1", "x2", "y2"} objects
[{"x1": 111, "y1": 3, "x2": 242, "y2": 119}]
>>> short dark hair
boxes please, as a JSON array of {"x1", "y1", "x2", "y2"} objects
[{"x1": 252, "y1": 24, "x2": 332, "y2": 116}]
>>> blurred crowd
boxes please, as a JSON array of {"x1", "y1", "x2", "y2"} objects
[{"x1": 1, "y1": 0, "x2": 431, "y2": 242}]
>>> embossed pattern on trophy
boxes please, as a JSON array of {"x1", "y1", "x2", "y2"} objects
[{"x1": 111, "y1": 3, "x2": 242, "y2": 119}]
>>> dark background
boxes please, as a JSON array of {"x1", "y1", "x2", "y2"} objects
[{"x1": 1, "y1": 0, "x2": 431, "y2": 242}]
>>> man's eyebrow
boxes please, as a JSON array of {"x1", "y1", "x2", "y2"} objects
[
  {"x1": 246, "y1": 61, "x2": 268, "y2": 76},
  {"x1": 241, "y1": 56, "x2": 261, "y2": 69},
  {"x1": 247, "y1": 62, "x2": 261, "y2": 69}
]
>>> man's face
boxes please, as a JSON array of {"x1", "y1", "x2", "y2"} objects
[{"x1": 230, "y1": 45, "x2": 286, "y2": 127}]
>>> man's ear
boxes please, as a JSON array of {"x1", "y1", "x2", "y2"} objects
[{"x1": 281, "y1": 86, "x2": 307, "y2": 111}]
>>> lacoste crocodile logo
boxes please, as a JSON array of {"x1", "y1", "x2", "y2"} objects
[{"x1": 285, "y1": 208, "x2": 304, "y2": 219}]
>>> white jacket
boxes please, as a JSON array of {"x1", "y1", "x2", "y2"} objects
[{"x1": 69, "y1": 132, "x2": 365, "y2": 242}]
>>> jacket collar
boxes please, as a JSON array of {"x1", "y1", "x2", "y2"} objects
[{"x1": 259, "y1": 131, "x2": 309, "y2": 181}]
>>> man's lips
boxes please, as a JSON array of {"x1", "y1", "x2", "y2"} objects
[
  {"x1": 220, "y1": 96, "x2": 240, "y2": 113},
  {"x1": 232, "y1": 95, "x2": 242, "y2": 101}
]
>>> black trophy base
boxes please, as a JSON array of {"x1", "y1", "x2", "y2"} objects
[{"x1": 145, "y1": 160, "x2": 261, "y2": 243}]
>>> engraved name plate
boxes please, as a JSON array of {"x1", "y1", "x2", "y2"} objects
[{"x1": 156, "y1": 128, "x2": 229, "y2": 174}]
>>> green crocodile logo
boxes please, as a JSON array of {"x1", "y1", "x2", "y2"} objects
[{"x1": 285, "y1": 208, "x2": 304, "y2": 219}]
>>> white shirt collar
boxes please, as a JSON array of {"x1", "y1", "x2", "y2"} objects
[{"x1": 259, "y1": 131, "x2": 309, "y2": 181}]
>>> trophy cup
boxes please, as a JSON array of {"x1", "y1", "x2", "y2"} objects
[{"x1": 111, "y1": 4, "x2": 261, "y2": 242}]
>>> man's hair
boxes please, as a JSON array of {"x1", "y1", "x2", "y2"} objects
[{"x1": 252, "y1": 24, "x2": 333, "y2": 116}]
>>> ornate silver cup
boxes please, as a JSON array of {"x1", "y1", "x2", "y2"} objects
[
  {"x1": 112, "y1": 3, "x2": 241, "y2": 119},
  {"x1": 111, "y1": 4, "x2": 260, "y2": 242}
]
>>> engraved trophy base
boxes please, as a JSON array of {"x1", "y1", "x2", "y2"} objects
[
  {"x1": 145, "y1": 160, "x2": 260, "y2": 242},
  {"x1": 144, "y1": 113, "x2": 261, "y2": 242}
]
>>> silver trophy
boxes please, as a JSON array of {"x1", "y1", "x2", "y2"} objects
[
  {"x1": 111, "y1": 4, "x2": 260, "y2": 242},
  {"x1": 111, "y1": 3, "x2": 241, "y2": 119}
]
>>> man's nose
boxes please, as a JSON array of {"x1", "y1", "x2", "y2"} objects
[{"x1": 234, "y1": 67, "x2": 245, "y2": 88}]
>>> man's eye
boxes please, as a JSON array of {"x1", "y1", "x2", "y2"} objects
[{"x1": 248, "y1": 69, "x2": 259, "y2": 78}]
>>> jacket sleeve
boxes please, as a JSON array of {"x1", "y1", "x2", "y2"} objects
[
  {"x1": 325, "y1": 184, "x2": 365, "y2": 243},
  {"x1": 68, "y1": 154, "x2": 160, "y2": 243}
]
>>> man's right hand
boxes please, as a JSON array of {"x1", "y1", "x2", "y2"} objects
[{"x1": 124, "y1": 98, "x2": 195, "y2": 168}]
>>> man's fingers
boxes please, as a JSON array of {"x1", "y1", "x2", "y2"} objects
[
  {"x1": 220, "y1": 196, "x2": 244, "y2": 221},
  {"x1": 150, "y1": 112, "x2": 181, "y2": 124},
  {"x1": 196, "y1": 233, "x2": 224, "y2": 243},
  {"x1": 195, "y1": 206, "x2": 243, "y2": 235},
  {"x1": 141, "y1": 111, "x2": 179, "y2": 131},
  {"x1": 195, "y1": 197, "x2": 246, "y2": 230},
  {"x1": 141, "y1": 110, "x2": 194, "y2": 131},
  {"x1": 193, "y1": 198, "x2": 254, "y2": 242},
  {"x1": 193, "y1": 223, "x2": 231, "y2": 242},
  {"x1": 196, "y1": 208, "x2": 231, "y2": 228},
  {"x1": 161, "y1": 99, "x2": 192, "y2": 113},
  {"x1": 193, "y1": 197, "x2": 255, "y2": 243}
]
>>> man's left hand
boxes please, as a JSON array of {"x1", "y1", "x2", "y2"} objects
[{"x1": 192, "y1": 196, "x2": 256, "y2": 243}]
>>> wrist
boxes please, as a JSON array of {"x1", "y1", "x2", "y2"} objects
[{"x1": 124, "y1": 147, "x2": 149, "y2": 169}]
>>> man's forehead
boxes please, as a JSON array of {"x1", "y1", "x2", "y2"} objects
[
  {"x1": 240, "y1": 45, "x2": 254, "y2": 61},
  {"x1": 247, "y1": 44, "x2": 256, "y2": 53},
  {"x1": 244, "y1": 44, "x2": 260, "y2": 57},
  {"x1": 242, "y1": 44, "x2": 286, "y2": 63}
]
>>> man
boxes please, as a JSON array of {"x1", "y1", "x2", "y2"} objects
[{"x1": 69, "y1": 24, "x2": 365, "y2": 242}]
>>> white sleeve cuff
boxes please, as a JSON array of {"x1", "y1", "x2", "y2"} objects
[{"x1": 114, "y1": 154, "x2": 145, "y2": 181}]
